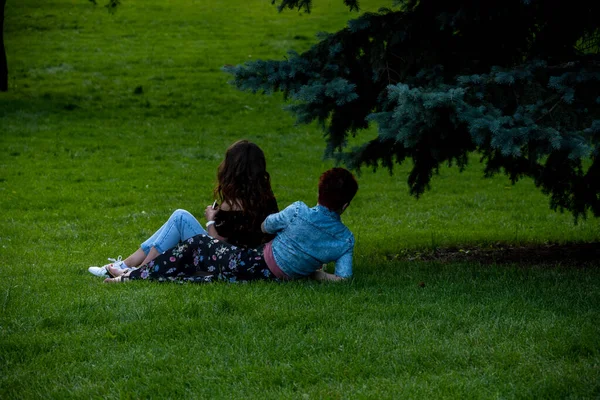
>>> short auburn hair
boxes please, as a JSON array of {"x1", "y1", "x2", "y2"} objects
[{"x1": 318, "y1": 168, "x2": 358, "y2": 211}]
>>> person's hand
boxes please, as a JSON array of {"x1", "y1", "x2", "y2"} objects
[
  {"x1": 205, "y1": 205, "x2": 218, "y2": 222},
  {"x1": 310, "y1": 269, "x2": 344, "y2": 281}
]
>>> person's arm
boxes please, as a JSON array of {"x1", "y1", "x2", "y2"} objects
[
  {"x1": 332, "y1": 249, "x2": 353, "y2": 279},
  {"x1": 261, "y1": 202, "x2": 297, "y2": 234},
  {"x1": 204, "y1": 205, "x2": 228, "y2": 242},
  {"x1": 206, "y1": 222, "x2": 227, "y2": 242},
  {"x1": 260, "y1": 220, "x2": 269, "y2": 234},
  {"x1": 310, "y1": 269, "x2": 345, "y2": 281}
]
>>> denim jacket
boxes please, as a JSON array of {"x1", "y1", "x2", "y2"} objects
[{"x1": 263, "y1": 201, "x2": 354, "y2": 278}]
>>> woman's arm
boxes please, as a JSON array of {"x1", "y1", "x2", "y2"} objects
[
  {"x1": 205, "y1": 205, "x2": 228, "y2": 242},
  {"x1": 206, "y1": 222, "x2": 227, "y2": 242}
]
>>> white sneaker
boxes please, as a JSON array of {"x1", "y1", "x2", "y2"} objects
[
  {"x1": 88, "y1": 266, "x2": 109, "y2": 277},
  {"x1": 88, "y1": 256, "x2": 128, "y2": 278}
]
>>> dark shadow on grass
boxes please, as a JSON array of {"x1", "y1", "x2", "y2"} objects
[
  {"x1": 389, "y1": 242, "x2": 600, "y2": 267},
  {"x1": 0, "y1": 96, "x2": 68, "y2": 117}
]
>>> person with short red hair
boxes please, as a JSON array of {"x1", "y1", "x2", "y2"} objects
[
  {"x1": 261, "y1": 167, "x2": 358, "y2": 281},
  {"x1": 105, "y1": 168, "x2": 358, "y2": 283}
]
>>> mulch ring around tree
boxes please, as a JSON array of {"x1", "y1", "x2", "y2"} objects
[{"x1": 388, "y1": 242, "x2": 600, "y2": 267}]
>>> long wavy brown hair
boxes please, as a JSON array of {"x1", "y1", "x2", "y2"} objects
[{"x1": 214, "y1": 140, "x2": 276, "y2": 227}]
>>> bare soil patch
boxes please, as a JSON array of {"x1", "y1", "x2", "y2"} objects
[{"x1": 391, "y1": 242, "x2": 600, "y2": 267}]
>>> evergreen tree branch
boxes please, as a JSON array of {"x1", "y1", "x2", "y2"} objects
[{"x1": 226, "y1": 0, "x2": 600, "y2": 219}]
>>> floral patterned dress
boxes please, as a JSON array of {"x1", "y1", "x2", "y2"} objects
[{"x1": 125, "y1": 234, "x2": 278, "y2": 283}]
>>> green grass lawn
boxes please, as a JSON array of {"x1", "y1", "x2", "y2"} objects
[{"x1": 1, "y1": 0, "x2": 599, "y2": 398}]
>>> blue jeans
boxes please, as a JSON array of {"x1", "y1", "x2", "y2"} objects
[{"x1": 140, "y1": 209, "x2": 207, "y2": 254}]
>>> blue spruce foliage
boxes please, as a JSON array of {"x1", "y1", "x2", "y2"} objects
[{"x1": 225, "y1": 0, "x2": 600, "y2": 220}]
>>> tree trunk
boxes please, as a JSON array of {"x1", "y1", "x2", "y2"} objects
[{"x1": 0, "y1": 0, "x2": 7, "y2": 92}]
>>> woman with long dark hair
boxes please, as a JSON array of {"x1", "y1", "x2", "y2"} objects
[
  {"x1": 88, "y1": 140, "x2": 278, "y2": 277},
  {"x1": 207, "y1": 139, "x2": 278, "y2": 248}
]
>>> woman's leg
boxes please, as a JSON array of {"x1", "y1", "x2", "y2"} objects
[
  {"x1": 125, "y1": 235, "x2": 214, "y2": 282},
  {"x1": 92, "y1": 210, "x2": 207, "y2": 277},
  {"x1": 135, "y1": 209, "x2": 207, "y2": 267},
  {"x1": 107, "y1": 247, "x2": 159, "y2": 277},
  {"x1": 111, "y1": 237, "x2": 277, "y2": 284},
  {"x1": 123, "y1": 248, "x2": 146, "y2": 269},
  {"x1": 138, "y1": 247, "x2": 160, "y2": 267}
]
